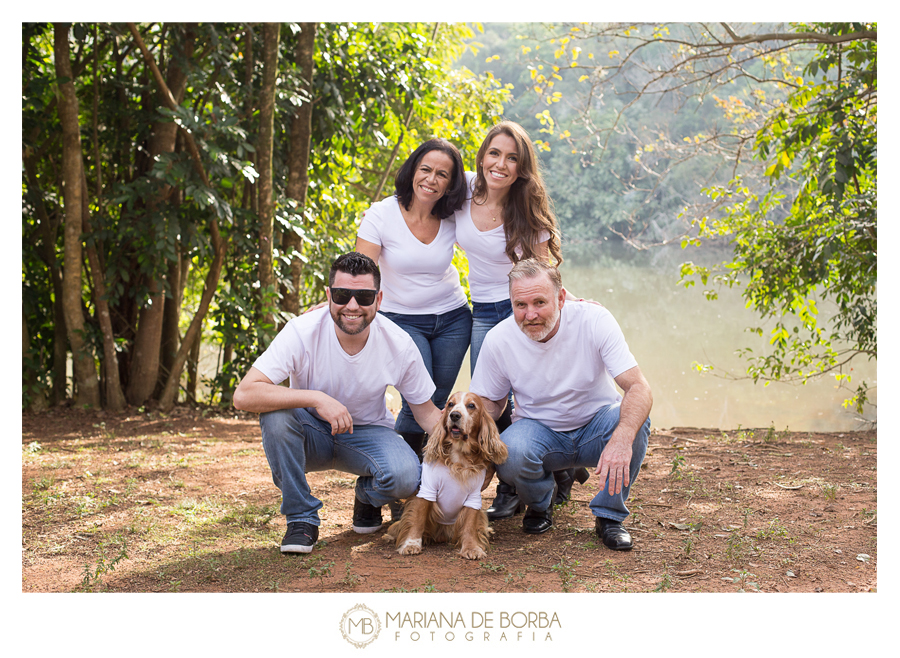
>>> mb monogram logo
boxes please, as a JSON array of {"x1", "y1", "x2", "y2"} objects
[{"x1": 340, "y1": 604, "x2": 382, "y2": 648}]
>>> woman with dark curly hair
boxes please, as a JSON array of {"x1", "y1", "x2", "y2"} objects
[{"x1": 355, "y1": 138, "x2": 473, "y2": 466}]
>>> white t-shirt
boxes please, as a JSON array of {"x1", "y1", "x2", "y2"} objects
[
  {"x1": 357, "y1": 196, "x2": 467, "y2": 315},
  {"x1": 417, "y1": 461, "x2": 486, "y2": 525},
  {"x1": 454, "y1": 171, "x2": 550, "y2": 303},
  {"x1": 252, "y1": 308, "x2": 436, "y2": 429},
  {"x1": 470, "y1": 302, "x2": 638, "y2": 431}
]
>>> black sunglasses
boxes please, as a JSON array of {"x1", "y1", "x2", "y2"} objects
[{"x1": 330, "y1": 288, "x2": 378, "y2": 306}]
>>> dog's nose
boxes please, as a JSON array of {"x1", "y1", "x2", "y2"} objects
[{"x1": 449, "y1": 411, "x2": 461, "y2": 422}]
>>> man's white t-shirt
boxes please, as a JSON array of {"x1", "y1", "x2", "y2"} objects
[
  {"x1": 357, "y1": 196, "x2": 467, "y2": 315},
  {"x1": 470, "y1": 302, "x2": 638, "y2": 431},
  {"x1": 454, "y1": 172, "x2": 550, "y2": 303},
  {"x1": 252, "y1": 308, "x2": 436, "y2": 429},
  {"x1": 417, "y1": 461, "x2": 485, "y2": 525}
]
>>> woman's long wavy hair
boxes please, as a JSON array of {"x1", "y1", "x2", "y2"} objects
[{"x1": 471, "y1": 121, "x2": 563, "y2": 266}]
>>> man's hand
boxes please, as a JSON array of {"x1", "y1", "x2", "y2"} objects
[
  {"x1": 314, "y1": 392, "x2": 353, "y2": 435},
  {"x1": 595, "y1": 434, "x2": 633, "y2": 496}
]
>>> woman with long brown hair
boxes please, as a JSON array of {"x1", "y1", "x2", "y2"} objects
[{"x1": 455, "y1": 121, "x2": 588, "y2": 523}]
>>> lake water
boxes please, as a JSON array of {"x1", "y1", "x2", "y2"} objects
[{"x1": 437, "y1": 255, "x2": 877, "y2": 433}]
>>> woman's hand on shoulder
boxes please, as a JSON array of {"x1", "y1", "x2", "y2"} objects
[{"x1": 564, "y1": 288, "x2": 603, "y2": 307}]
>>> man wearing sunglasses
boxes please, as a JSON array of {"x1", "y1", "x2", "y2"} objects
[{"x1": 234, "y1": 252, "x2": 442, "y2": 553}]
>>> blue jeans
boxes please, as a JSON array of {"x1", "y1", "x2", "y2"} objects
[
  {"x1": 380, "y1": 303, "x2": 472, "y2": 434},
  {"x1": 470, "y1": 298, "x2": 513, "y2": 376},
  {"x1": 260, "y1": 408, "x2": 421, "y2": 525},
  {"x1": 495, "y1": 404, "x2": 651, "y2": 522}
]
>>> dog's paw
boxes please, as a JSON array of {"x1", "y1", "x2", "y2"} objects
[
  {"x1": 459, "y1": 545, "x2": 487, "y2": 560},
  {"x1": 397, "y1": 538, "x2": 423, "y2": 556}
]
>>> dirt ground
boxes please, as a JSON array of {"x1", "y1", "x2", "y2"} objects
[{"x1": 21, "y1": 406, "x2": 877, "y2": 593}]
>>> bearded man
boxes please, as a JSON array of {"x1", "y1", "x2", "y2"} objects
[
  {"x1": 470, "y1": 258, "x2": 652, "y2": 550},
  {"x1": 234, "y1": 252, "x2": 441, "y2": 553}
]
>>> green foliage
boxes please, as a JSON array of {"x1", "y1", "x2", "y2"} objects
[
  {"x1": 22, "y1": 22, "x2": 507, "y2": 409},
  {"x1": 679, "y1": 23, "x2": 876, "y2": 411}
]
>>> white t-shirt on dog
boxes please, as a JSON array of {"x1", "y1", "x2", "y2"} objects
[
  {"x1": 470, "y1": 301, "x2": 638, "y2": 431},
  {"x1": 417, "y1": 461, "x2": 485, "y2": 525},
  {"x1": 252, "y1": 308, "x2": 436, "y2": 429},
  {"x1": 357, "y1": 196, "x2": 467, "y2": 315}
]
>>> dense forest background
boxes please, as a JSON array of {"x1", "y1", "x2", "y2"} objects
[{"x1": 21, "y1": 22, "x2": 876, "y2": 415}]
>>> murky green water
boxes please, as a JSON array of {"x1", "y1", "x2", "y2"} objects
[{"x1": 447, "y1": 257, "x2": 876, "y2": 432}]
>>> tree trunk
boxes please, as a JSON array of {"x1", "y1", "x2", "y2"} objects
[
  {"x1": 282, "y1": 22, "x2": 317, "y2": 316},
  {"x1": 256, "y1": 23, "x2": 280, "y2": 332},
  {"x1": 186, "y1": 328, "x2": 202, "y2": 404},
  {"x1": 125, "y1": 23, "x2": 194, "y2": 406},
  {"x1": 158, "y1": 186, "x2": 188, "y2": 398},
  {"x1": 54, "y1": 23, "x2": 101, "y2": 408},
  {"x1": 81, "y1": 173, "x2": 127, "y2": 411}
]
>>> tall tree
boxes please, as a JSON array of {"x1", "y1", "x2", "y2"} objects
[
  {"x1": 53, "y1": 22, "x2": 101, "y2": 407},
  {"x1": 256, "y1": 23, "x2": 280, "y2": 333},
  {"x1": 282, "y1": 22, "x2": 317, "y2": 316},
  {"x1": 125, "y1": 23, "x2": 196, "y2": 406}
]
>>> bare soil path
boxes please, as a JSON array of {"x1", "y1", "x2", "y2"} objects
[{"x1": 22, "y1": 407, "x2": 876, "y2": 593}]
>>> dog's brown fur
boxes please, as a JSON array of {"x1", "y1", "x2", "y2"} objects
[{"x1": 387, "y1": 392, "x2": 507, "y2": 560}]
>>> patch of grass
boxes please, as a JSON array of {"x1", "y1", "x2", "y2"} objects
[
  {"x1": 756, "y1": 518, "x2": 791, "y2": 541},
  {"x1": 821, "y1": 483, "x2": 839, "y2": 502},
  {"x1": 725, "y1": 531, "x2": 755, "y2": 563},
  {"x1": 654, "y1": 565, "x2": 674, "y2": 592},
  {"x1": 551, "y1": 557, "x2": 579, "y2": 592},
  {"x1": 480, "y1": 561, "x2": 506, "y2": 573},
  {"x1": 76, "y1": 534, "x2": 128, "y2": 592},
  {"x1": 220, "y1": 503, "x2": 279, "y2": 529},
  {"x1": 340, "y1": 562, "x2": 360, "y2": 588},
  {"x1": 308, "y1": 560, "x2": 334, "y2": 580},
  {"x1": 603, "y1": 559, "x2": 631, "y2": 590}
]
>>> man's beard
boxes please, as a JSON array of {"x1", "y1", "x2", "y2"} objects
[
  {"x1": 517, "y1": 305, "x2": 560, "y2": 342},
  {"x1": 331, "y1": 306, "x2": 374, "y2": 335}
]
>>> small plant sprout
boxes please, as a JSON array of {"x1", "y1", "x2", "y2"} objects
[
  {"x1": 821, "y1": 483, "x2": 839, "y2": 502},
  {"x1": 723, "y1": 568, "x2": 760, "y2": 592}
]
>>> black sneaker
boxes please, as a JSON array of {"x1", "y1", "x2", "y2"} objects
[
  {"x1": 352, "y1": 497, "x2": 383, "y2": 534},
  {"x1": 281, "y1": 522, "x2": 318, "y2": 553}
]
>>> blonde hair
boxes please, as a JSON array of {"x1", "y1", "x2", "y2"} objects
[{"x1": 508, "y1": 258, "x2": 562, "y2": 296}]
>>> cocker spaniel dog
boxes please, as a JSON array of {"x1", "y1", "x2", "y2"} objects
[{"x1": 387, "y1": 391, "x2": 508, "y2": 560}]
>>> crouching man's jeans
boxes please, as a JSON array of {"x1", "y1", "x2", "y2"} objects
[
  {"x1": 495, "y1": 403, "x2": 650, "y2": 522},
  {"x1": 260, "y1": 408, "x2": 421, "y2": 526}
]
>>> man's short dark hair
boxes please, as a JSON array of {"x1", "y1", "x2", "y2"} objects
[
  {"x1": 329, "y1": 252, "x2": 381, "y2": 290},
  {"x1": 394, "y1": 138, "x2": 467, "y2": 219}
]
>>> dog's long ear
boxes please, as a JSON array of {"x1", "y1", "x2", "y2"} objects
[
  {"x1": 424, "y1": 407, "x2": 450, "y2": 464},
  {"x1": 478, "y1": 411, "x2": 508, "y2": 465}
]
